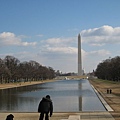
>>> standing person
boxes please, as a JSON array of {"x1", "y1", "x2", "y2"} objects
[{"x1": 38, "y1": 95, "x2": 53, "y2": 120}]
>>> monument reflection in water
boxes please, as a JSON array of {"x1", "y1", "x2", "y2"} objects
[{"x1": 0, "y1": 79, "x2": 106, "y2": 112}]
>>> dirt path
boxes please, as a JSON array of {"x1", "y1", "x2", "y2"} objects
[
  {"x1": 89, "y1": 79, "x2": 120, "y2": 120},
  {"x1": 0, "y1": 79, "x2": 55, "y2": 89}
]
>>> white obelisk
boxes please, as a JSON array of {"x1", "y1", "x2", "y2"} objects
[{"x1": 78, "y1": 34, "x2": 82, "y2": 76}]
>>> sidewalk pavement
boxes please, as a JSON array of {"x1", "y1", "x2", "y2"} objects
[{"x1": 0, "y1": 112, "x2": 115, "y2": 120}]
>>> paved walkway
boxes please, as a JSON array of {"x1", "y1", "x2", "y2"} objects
[
  {"x1": 89, "y1": 79, "x2": 120, "y2": 120},
  {"x1": 0, "y1": 112, "x2": 115, "y2": 120}
]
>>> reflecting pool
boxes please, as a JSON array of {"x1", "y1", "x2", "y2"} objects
[{"x1": 0, "y1": 79, "x2": 106, "y2": 112}]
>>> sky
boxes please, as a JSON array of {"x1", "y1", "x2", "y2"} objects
[{"x1": 0, "y1": 0, "x2": 120, "y2": 73}]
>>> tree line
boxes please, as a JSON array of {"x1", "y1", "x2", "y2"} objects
[
  {"x1": 95, "y1": 56, "x2": 120, "y2": 81},
  {"x1": 0, "y1": 55, "x2": 55, "y2": 83}
]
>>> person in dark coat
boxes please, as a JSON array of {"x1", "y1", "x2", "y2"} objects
[
  {"x1": 6, "y1": 114, "x2": 14, "y2": 120},
  {"x1": 38, "y1": 95, "x2": 53, "y2": 120}
]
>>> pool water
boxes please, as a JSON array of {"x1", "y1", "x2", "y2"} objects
[{"x1": 0, "y1": 79, "x2": 106, "y2": 112}]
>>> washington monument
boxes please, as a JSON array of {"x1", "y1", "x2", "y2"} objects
[{"x1": 78, "y1": 34, "x2": 82, "y2": 76}]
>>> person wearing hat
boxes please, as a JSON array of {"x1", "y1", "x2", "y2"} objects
[{"x1": 38, "y1": 95, "x2": 53, "y2": 120}]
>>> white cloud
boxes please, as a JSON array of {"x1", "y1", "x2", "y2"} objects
[
  {"x1": 40, "y1": 37, "x2": 77, "y2": 56},
  {"x1": 21, "y1": 42, "x2": 36, "y2": 46},
  {"x1": 42, "y1": 46, "x2": 77, "y2": 54},
  {"x1": 81, "y1": 25, "x2": 120, "y2": 46},
  {"x1": 81, "y1": 25, "x2": 114, "y2": 36},
  {"x1": 45, "y1": 37, "x2": 76, "y2": 47},
  {"x1": 1, "y1": 25, "x2": 119, "y2": 73},
  {"x1": 87, "y1": 49, "x2": 111, "y2": 56},
  {"x1": 90, "y1": 43, "x2": 105, "y2": 46},
  {"x1": 0, "y1": 32, "x2": 37, "y2": 46}
]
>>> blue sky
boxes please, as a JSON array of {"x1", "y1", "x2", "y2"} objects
[{"x1": 0, "y1": 0, "x2": 120, "y2": 73}]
